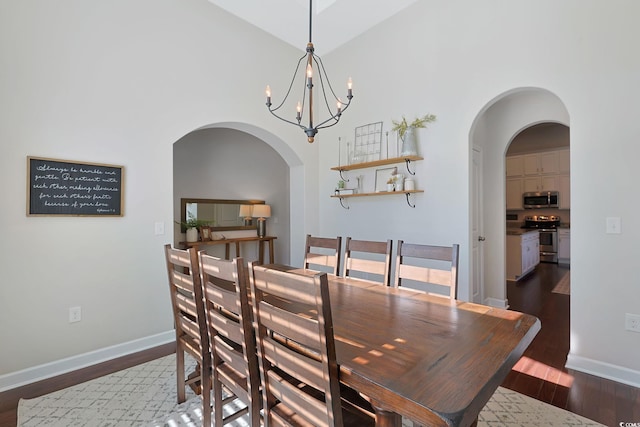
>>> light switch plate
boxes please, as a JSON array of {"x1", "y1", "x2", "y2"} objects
[
  {"x1": 154, "y1": 221, "x2": 165, "y2": 235},
  {"x1": 606, "y1": 217, "x2": 621, "y2": 234}
]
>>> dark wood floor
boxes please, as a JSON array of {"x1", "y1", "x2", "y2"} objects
[
  {"x1": 1, "y1": 264, "x2": 638, "y2": 426},
  {"x1": 502, "y1": 262, "x2": 640, "y2": 426}
]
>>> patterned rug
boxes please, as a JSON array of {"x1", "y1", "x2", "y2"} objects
[
  {"x1": 552, "y1": 270, "x2": 571, "y2": 295},
  {"x1": 18, "y1": 354, "x2": 603, "y2": 427}
]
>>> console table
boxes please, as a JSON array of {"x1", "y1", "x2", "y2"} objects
[{"x1": 180, "y1": 235, "x2": 276, "y2": 264}]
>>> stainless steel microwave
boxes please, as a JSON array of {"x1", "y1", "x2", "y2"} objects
[{"x1": 523, "y1": 191, "x2": 559, "y2": 209}]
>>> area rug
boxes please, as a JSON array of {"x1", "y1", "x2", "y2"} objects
[
  {"x1": 18, "y1": 354, "x2": 603, "y2": 427},
  {"x1": 552, "y1": 270, "x2": 571, "y2": 295}
]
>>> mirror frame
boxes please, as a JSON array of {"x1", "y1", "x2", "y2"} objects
[{"x1": 179, "y1": 198, "x2": 265, "y2": 232}]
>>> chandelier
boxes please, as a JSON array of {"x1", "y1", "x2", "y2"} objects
[{"x1": 265, "y1": 0, "x2": 353, "y2": 143}]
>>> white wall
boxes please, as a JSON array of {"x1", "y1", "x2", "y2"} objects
[
  {"x1": 2, "y1": 0, "x2": 640, "y2": 390},
  {"x1": 0, "y1": 0, "x2": 317, "y2": 385},
  {"x1": 319, "y1": 1, "x2": 640, "y2": 386}
]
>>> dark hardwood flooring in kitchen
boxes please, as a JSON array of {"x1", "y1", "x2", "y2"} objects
[
  {"x1": 502, "y1": 262, "x2": 640, "y2": 426},
  {"x1": 1, "y1": 264, "x2": 638, "y2": 426}
]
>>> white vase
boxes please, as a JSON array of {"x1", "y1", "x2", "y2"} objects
[
  {"x1": 186, "y1": 227, "x2": 198, "y2": 242},
  {"x1": 400, "y1": 127, "x2": 418, "y2": 156}
]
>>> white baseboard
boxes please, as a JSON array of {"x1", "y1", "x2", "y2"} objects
[
  {"x1": 566, "y1": 352, "x2": 640, "y2": 388},
  {"x1": 484, "y1": 297, "x2": 509, "y2": 309},
  {"x1": 0, "y1": 330, "x2": 174, "y2": 392}
]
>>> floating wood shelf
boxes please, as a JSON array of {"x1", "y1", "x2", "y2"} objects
[
  {"x1": 331, "y1": 189, "x2": 423, "y2": 199},
  {"x1": 330, "y1": 155, "x2": 423, "y2": 172}
]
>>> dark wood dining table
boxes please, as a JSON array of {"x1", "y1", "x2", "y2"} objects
[{"x1": 263, "y1": 265, "x2": 541, "y2": 427}]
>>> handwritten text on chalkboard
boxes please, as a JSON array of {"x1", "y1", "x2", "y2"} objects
[{"x1": 28, "y1": 157, "x2": 124, "y2": 216}]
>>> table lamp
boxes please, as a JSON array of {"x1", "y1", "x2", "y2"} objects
[
  {"x1": 239, "y1": 204, "x2": 253, "y2": 226},
  {"x1": 252, "y1": 204, "x2": 271, "y2": 238}
]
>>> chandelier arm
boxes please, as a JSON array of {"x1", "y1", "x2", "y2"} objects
[
  {"x1": 268, "y1": 109, "x2": 309, "y2": 130},
  {"x1": 270, "y1": 54, "x2": 307, "y2": 112},
  {"x1": 314, "y1": 55, "x2": 345, "y2": 103}
]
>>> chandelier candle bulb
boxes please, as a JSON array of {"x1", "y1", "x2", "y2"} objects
[
  {"x1": 348, "y1": 77, "x2": 353, "y2": 97},
  {"x1": 265, "y1": 86, "x2": 271, "y2": 106}
]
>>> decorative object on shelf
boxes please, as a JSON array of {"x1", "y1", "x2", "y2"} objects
[
  {"x1": 391, "y1": 114, "x2": 437, "y2": 156},
  {"x1": 239, "y1": 204, "x2": 254, "y2": 226},
  {"x1": 264, "y1": 0, "x2": 353, "y2": 143},
  {"x1": 337, "y1": 179, "x2": 346, "y2": 189},
  {"x1": 387, "y1": 179, "x2": 395, "y2": 192},
  {"x1": 186, "y1": 227, "x2": 198, "y2": 243},
  {"x1": 393, "y1": 172, "x2": 404, "y2": 191},
  {"x1": 375, "y1": 167, "x2": 397, "y2": 193},
  {"x1": 356, "y1": 175, "x2": 364, "y2": 194},
  {"x1": 199, "y1": 226, "x2": 212, "y2": 242},
  {"x1": 176, "y1": 213, "x2": 212, "y2": 242},
  {"x1": 353, "y1": 121, "x2": 383, "y2": 163},
  {"x1": 253, "y1": 204, "x2": 271, "y2": 238},
  {"x1": 405, "y1": 177, "x2": 415, "y2": 191}
]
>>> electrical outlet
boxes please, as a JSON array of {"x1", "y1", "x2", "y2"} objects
[
  {"x1": 69, "y1": 306, "x2": 82, "y2": 323},
  {"x1": 625, "y1": 313, "x2": 640, "y2": 333}
]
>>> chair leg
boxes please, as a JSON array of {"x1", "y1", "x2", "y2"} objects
[
  {"x1": 176, "y1": 349, "x2": 186, "y2": 403},
  {"x1": 201, "y1": 370, "x2": 212, "y2": 427},
  {"x1": 212, "y1": 370, "x2": 222, "y2": 426}
]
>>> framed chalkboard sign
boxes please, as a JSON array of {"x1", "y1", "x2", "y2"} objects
[{"x1": 27, "y1": 156, "x2": 124, "y2": 216}]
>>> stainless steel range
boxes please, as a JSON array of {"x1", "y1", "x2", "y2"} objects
[{"x1": 522, "y1": 215, "x2": 561, "y2": 263}]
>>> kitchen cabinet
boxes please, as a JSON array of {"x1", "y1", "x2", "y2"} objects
[
  {"x1": 506, "y1": 178, "x2": 523, "y2": 210},
  {"x1": 523, "y1": 175, "x2": 558, "y2": 193},
  {"x1": 558, "y1": 148, "x2": 570, "y2": 174},
  {"x1": 523, "y1": 152, "x2": 559, "y2": 176},
  {"x1": 506, "y1": 230, "x2": 540, "y2": 281},
  {"x1": 558, "y1": 228, "x2": 570, "y2": 264},
  {"x1": 506, "y1": 156, "x2": 524, "y2": 177},
  {"x1": 559, "y1": 174, "x2": 570, "y2": 209}
]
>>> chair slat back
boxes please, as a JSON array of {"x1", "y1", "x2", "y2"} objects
[
  {"x1": 164, "y1": 244, "x2": 211, "y2": 422},
  {"x1": 304, "y1": 234, "x2": 342, "y2": 276},
  {"x1": 394, "y1": 241, "x2": 460, "y2": 299},
  {"x1": 342, "y1": 237, "x2": 392, "y2": 286},
  {"x1": 199, "y1": 253, "x2": 261, "y2": 426},
  {"x1": 250, "y1": 264, "x2": 344, "y2": 427},
  {"x1": 164, "y1": 244, "x2": 209, "y2": 360}
]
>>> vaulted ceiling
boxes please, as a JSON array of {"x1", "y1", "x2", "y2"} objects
[{"x1": 208, "y1": 0, "x2": 419, "y2": 54}]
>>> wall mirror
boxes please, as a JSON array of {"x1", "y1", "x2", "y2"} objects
[{"x1": 180, "y1": 198, "x2": 265, "y2": 232}]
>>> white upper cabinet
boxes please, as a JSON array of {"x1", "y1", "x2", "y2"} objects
[
  {"x1": 523, "y1": 152, "x2": 559, "y2": 175},
  {"x1": 506, "y1": 156, "x2": 524, "y2": 177},
  {"x1": 558, "y1": 148, "x2": 570, "y2": 174},
  {"x1": 506, "y1": 178, "x2": 523, "y2": 209}
]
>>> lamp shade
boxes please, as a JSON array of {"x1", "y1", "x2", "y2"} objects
[
  {"x1": 239, "y1": 204, "x2": 253, "y2": 218},
  {"x1": 252, "y1": 204, "x2": 271, "y2": 218}
]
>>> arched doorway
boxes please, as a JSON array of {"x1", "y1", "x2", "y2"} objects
[
  {"x1": 172, "y1": 122, "x2": 304, "y2": 266},
  {"x1": 469, "y1": 87, "x2": 570, "y2": 307}
]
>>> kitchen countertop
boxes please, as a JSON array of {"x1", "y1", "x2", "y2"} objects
[{"x1": 506, "y1": 228, "x2": 539, "y2": 236}]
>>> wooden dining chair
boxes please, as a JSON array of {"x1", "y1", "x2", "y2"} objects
[
  {"x1": 198, "y1": 253, "x2": 261, "y2": 427},
  {"x1": 304, "y1": 234, "x2": 342, "y2": 275},
  {"x1": 163, "y1": 244, "x2": 212, "y2": 425},
  {"x1": 394, "y1": 241, "x2": 460, "y2": 299},
  {"x1": 342, "y1": 237, "x2": 393, "y2": 286},
  {"x1": 249, "y1": 264, "x2": 375, "y2": 427}
]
